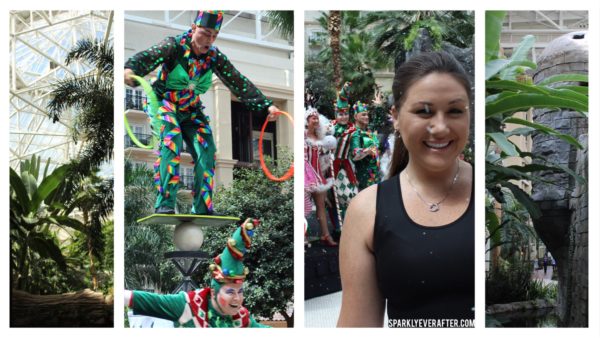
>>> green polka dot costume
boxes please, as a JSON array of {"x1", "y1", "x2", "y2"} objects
[{"x1": 125, "y1": 11, "x2": 273, "y2": 214}]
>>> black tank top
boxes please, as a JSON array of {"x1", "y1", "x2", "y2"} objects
[{"x1": 374, "y1": 174, "x2": 474, "y2": 322}]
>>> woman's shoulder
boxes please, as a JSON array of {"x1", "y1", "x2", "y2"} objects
[{"x1": 345, "y1": 185, "x2": 377, "y2": 228}]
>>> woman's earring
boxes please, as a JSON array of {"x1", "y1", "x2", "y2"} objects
[{"x1": 394, "y1": 129, "x2": 401, "y2": 138}]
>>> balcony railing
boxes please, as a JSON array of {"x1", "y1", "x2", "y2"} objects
[
  {"x1": 125, "y1": 91, "x2": 147, "y2": 111},
  {"x1": 125, "y1": 133, "x2": 195, "y2": 155},
  {"x1": 125, "y1": 133, "x2": 153, "y2": 148}
]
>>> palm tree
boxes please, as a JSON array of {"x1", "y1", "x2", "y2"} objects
[
  {"x1": 266, "y1": 11, "x2": 294, "y2": 41},
  {"x1": 66, "y1": 172, "x2": 113, "y2": 290},
  {"x1": 328, "y1": 11, "x2": 342, "y2": 89},
  {"x1": 361, "y1": 11, "x2": 474, "y2": 69},
  {"x1": 47, "y1": 38, "x2": 114, "y2": 175}
]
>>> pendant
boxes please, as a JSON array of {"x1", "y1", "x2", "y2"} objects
[{"x1": 429, "y1": 203, "x2": 440, "y2": 212}]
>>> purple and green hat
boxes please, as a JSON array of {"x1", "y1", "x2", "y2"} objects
[
  {"x1": 353, "y1": 101, "x2": 368, "y2": 115},
  {"x1": 195, "y1": 11, "x2": 224, "y2": 31}
]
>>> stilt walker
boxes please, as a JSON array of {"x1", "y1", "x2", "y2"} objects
[{"x1": 124, "y1": 11, "x2": 281, "y2": 215}]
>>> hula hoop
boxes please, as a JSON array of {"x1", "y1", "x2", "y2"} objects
[
  {"x1": 124, "y1": 74, "x2": 160, "y2": 149},
  {"x1": 259, "y1": 111, "x2": 294, "y2": 182}
]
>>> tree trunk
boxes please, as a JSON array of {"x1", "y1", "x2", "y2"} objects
[
  {"x1": 280, "y1": 309, "x2": 294, "y2": 327},
  {"x1": 328, "y1": 11, "x2": 342, "y2": 90},
  {"x1": 10, "y1": 289, "x2": 113, "y2": 327}
]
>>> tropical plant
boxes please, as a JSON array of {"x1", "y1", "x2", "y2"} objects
[
  {"x1": 306, "y1": 11, "x2": 392, "y2": 117},
  {"x1": 266, "y1": 11, "x2": 294, "y2": 41},
  {"x1": 47, "y1": 37, "x2": 114, "y2": 175},
  {"x1": 328, "y1": 10, "x2": 342, "y2": 89},
  {"x1": 361, "y1": 11, "x2": 474, "y2": 69},
  {"x1": 10, "y1": 155, "x2": 84, "y2": 292},
  {"x1": 484, "y1": 11, "x2": 588, "y2": 250},
  {"x1": 124, "y1": 161, "x2": 179, "y2": 293},
  {"x1": 64, "y1": 172, "x2": 114, "y2": 290}
]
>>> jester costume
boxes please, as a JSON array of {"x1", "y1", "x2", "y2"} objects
[
  {"x1": 127, "y1": 219, "x2": 269, "y2": 328},
  {"x1": 125, "y1": 11, "x2": 273, "y2": 214},
  {"x1": 350, "y1": 101, "x2": 381, "y2": 190},
  {"x1": 331, "y1": 82, "x2": 358, "y2": 220}
]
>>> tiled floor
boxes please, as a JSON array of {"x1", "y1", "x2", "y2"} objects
[{"x1": 305, "y1": 291, "x2": 342, "y2": 328}]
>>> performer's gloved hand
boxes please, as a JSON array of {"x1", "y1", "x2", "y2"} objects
[
  {"x1": 267, "y1": 105, "x2": 282, "y2": 122},
  {"x1": 124, "y1": 68, "x2": 138, "y2": 87}
]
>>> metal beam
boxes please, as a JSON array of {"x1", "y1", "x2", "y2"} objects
[
  {"x1": 15, "y1": 36, "x2": 76, "y2": 76},
  {"x1": 11, "y1": 130, "x2": 70, "y2": 137},
  {"x1": 535, "y1": 11, "x2": 563, "y2": 30},
  {"x1": 13, "y1": 12, "x2": 90, "y2": 37}
]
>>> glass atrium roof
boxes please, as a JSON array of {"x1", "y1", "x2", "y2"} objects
[{"x1": 9, "y1": 10, "x2": 113, "y2": 170}]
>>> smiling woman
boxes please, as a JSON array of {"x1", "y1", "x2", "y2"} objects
[{"x1": 337, "y1": 52, "x2": 474, "y2": 328}]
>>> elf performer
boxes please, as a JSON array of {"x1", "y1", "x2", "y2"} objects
[
  {"x1": 125, "y1": 218, "x2": 269, "y2": 328},
  {"x1": 124, "y1": 11, "x2": 281, "y2": 215},
  {"x1": 350, "y1": 101, "x2": 381, "y2": 190},
  {"x1": 330, "y1": 82, "x2": 358, "y2": 221}
]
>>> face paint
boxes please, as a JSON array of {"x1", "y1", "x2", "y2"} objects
[{"x1": 212, "y1": 283, "x2": 244, "y2": 316}]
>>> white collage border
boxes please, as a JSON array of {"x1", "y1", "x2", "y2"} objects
[{"x1": 1, "y1": 1, "x2": 598, "y2": 337}]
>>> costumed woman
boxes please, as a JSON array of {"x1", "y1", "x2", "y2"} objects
[
  {"x1": 125, "y1": 219, "x2": 269, "y2": 328},
  {"x1": 350, "y1": 101, "x2": 381, "y2": 191},
  {"x1": 331, "y1": 82, "x2": 358, "y2": 222},
  {"x1": 124, "y1": 11, "x2": 281, "y2": 215},
  {"x1": 337, "y1": 51, "x2": 474, "y2": 327},
  {"x1": 304, "y1": 107, "x2": 338, "y2": 246}
]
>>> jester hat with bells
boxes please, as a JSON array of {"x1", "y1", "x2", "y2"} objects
[
  {"x1": 195, "y1": 11, "x2": 224, "y2": 31},
  {"x1": 335, "y1": 81, "x2": 352, "y2": 116},
  {"x1": 209, "y1": 218, "x2": 260, "y2": 292}
]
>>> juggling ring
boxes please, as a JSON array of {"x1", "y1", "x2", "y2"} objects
[
  {"x1": 124, "y1": 74, "x2": 159, "y2": 149},
  {"x1": 259, "y1": 111, "x2": 294, "y2": 182}
]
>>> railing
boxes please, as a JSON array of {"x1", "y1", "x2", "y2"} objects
[
  {"x1": 125, "y1": 91, "x2": 147, "y2": 111},
  {"x1": 125, "y1": 133, "x2": 153, "y2": 148}
]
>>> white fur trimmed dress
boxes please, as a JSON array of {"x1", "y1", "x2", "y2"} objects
[{"x1": 304, "y1": 132, "x2": 335, "y2": 215}]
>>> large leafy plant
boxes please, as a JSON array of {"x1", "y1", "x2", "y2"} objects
[
  {"x1": 10, "y1": 155, "x2": 85, "y2": 291},
  {"x1": 485, "y1": 11, "x2": 587, "y2": 252}
]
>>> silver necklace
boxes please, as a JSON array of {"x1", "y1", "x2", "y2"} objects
[{"x1": 405, "y1": 163, "x2": 460, "y2": 212}]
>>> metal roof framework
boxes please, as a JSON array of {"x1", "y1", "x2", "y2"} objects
[{"x1": 9, "y1": 10, "x2": 113, "y2": 170}]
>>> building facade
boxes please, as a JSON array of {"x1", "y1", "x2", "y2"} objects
[{"x1": 125, "y1": 11, "x2": 294, "y2": 189}]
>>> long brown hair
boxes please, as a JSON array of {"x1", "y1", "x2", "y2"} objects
[{"x1": 388, "y1": 51, "x2": 472, "y2": 178}]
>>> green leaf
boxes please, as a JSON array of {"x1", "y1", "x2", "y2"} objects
[
  {"x1": 504, "y1": 181, "x2": 541, "y2": 219},
  {"x1": 508, "y1": 35, "x2": 535, "y2": 63},
  {"x1": 10, "y1": 168, "x2": 31, "y2": 213},
  {"x1": 485, "y1": 11, "x2": 506, "y2": 63},
  {"x1": 503, "y1": 117, "x2": 583, "y2": 149},
  {"x1": 29, "y1": 234, "x2": 67, "y2": 272},
  {"x1": 30, "y1": 164, "x2": 70, "y2": 213},
  {"x1": 486, "y1": 93, "x2": 588, "y2": 118},
  {"x1": 487, "y1": 132, "x2": 519, "y2": 156},
  {"x1": 553, "y1": 86, "x2": 588, "y2": 96},
  {"x1": 49, "y1": 216, "x2": 86, "y2": 233},
  {"x1": 486, "y1": 80, "x2": 549, "y2": 95},
  {"x1": 537, "y1": 74, "x2": 588, "y2": 86}
]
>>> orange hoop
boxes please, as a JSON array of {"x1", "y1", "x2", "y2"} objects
[{"x1": 259, "y1": 111, "x2": 294, "y2": 182}]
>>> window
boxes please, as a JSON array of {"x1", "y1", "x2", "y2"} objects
[
  {"x1": 231, "y1": 101, "x2": 277, "y2": 165},
  {"x1": 252, "y1": 130, "x2": 274, "y2": 163}
]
